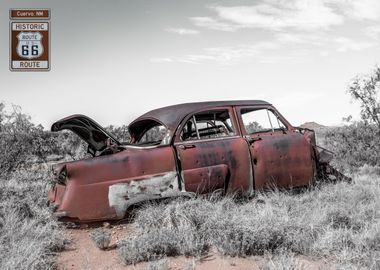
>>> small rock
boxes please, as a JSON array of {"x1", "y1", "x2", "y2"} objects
[{"x1": 103, "y1": 222, "x2": 111, "y2": 228}]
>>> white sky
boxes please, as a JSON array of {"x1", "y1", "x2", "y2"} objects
[{"x1": 1, "y1": 0, "x2": 380, "y2": 129}]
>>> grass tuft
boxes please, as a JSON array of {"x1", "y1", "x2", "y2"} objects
[
  {"x1": 145, "y1": 258, "x2": 169, "y2": 270},
  {"x1": 262, "y1": 253, "x2": 302, "y2": 270},
  {"x1": 89, "y1": 228, "x2": 111, "y2": 250}
]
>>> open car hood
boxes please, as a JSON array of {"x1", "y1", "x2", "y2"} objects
[{"x1": 51, "y1": 114, "x2": 120, "y2": 154}]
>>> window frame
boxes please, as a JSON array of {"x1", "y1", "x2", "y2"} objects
[
  {"x1": 174, "y1": 107, "x2": 239, "y2": 143},
  {"x1": 237, "y1": 106, "x2": 292, "y2": 136},
  {"x1": 129, "y1": 118, "x2": 170, "y2": 146}
]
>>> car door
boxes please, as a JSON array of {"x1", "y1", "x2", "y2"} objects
[
  {"x1": 236, "y1": 106, "x2": 315, "y2": 190},
  {"x1": 174, "y1": 107, "x2": 253, "y2": 195}
]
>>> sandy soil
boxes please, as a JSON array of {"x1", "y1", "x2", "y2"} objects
[
  {"x1": 57, "y1": 223, "x2": 128, "y2": 270},
  {"x1": 57, "y1": 224, "x2": 331, "y2": 270}
]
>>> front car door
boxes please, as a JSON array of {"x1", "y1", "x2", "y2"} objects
[
  {"x1": 236, "y1": 105, "x2": 315, "y2": 190},
  {"x1": 174, "y1": 107, "x2": 253, "y2": 195}
]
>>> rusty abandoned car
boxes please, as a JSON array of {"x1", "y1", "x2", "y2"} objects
[{"x1": 48, "y1": 100, "x2": 347, "y2": 221}]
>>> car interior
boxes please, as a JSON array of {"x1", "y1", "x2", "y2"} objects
[{"x1": 181, "y1": 110, "x2": 235, "y2": 141}]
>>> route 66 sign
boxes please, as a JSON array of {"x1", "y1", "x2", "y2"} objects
[
  {"x1": 10, "y1": 10, "x2": 50, "y2": 71},
  {"x1": 16, "y1": 32, "x2": 44, "y2": 59}
]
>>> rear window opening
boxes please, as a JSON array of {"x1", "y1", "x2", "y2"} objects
[
  {"x1": 129, "y1": 119, "x2": 169, "y2": 146},
  {"x1": 137, "y1": 125, "x2": 168, "y2": 145}
]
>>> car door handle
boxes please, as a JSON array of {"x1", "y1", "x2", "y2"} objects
[
  {"x1": 247, "y1": 136, "x2": 262, "y2": 144},
  {"x1": 178, "y1": 144, "x2": 196, "y2": 150}
]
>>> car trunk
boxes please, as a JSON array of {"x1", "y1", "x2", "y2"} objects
[{"x1": 51, "y1": 114, "x2": 121, "y2": 156}]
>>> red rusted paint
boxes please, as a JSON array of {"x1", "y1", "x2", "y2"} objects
[
  {"x1": 49, "y1": 146, "x2": 176, "y2": 221},
  {"x1": 176, "y1": 138, "x2": 253, "y2": 194},
  {"x1": 250, "y1": 132, "x2": 314, "y2": 189},
  {"x1": 181, "y1": 164, "x2": 228, "y2": 193},
  {"x1": 48, "y1": 100, "x2": 340, "y2": 222}
]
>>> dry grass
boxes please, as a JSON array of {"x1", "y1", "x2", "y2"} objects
[
  {"x1": 262, "y1": 253, "x2": 301, "y2": 270},
  {"x1": 89, "y1": 228, "x2": 111, "y2": 250},
  {"x1": 119, "y1": 170, "x2": 380, "y2": 269},
  {"x1": 0, "y1": 164, "x2": 68, "y2": 270},
  {"x1": 145, "y1": 258, "x2": 169, "y2": 270}
]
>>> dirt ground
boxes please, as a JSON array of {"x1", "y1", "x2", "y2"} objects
[{"x1": 57, "y1": 224, "x2": 331, "y2": 270}]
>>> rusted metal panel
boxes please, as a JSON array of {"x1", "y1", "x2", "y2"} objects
[
  {"x1": 249, "y1": 132, "x2": 314, "y2": 189},
  {"x1": 181, "y1": 165, "x2": 227, "y2": 193},
  {"x1": 235, "y1": 105, "x2": 315, "y2": 190},
  {"x1": 175, "y1": 137, "x2": 253, "y2": 195},
  {"x1": 50, "y1": 146, "x2": 177, "y2": 221}
]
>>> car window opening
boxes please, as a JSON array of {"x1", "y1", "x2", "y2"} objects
[
  {"x1": 241, "y1": 108, "x2": 287, "y2": 134},
  {"x1": 181, "y1": 109, "x2": 235, "y2": 141},
  {"x1": 129, "y1": 119, "x2": 169, "y2": 146},
  {"x1": 136, "y1": 124, "x2": 168, "y2": 146}
]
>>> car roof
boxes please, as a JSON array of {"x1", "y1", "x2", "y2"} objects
[{"x1": 129, "y1": 100, "x2": 271, "y2": 135}]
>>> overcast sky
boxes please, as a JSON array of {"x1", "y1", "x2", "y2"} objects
[{"x1": 1, "y1": 0, "x2": 380, "y2": 129}]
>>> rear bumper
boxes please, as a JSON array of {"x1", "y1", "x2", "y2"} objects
[{"x1": 53, "y1": 211, "x2": 70, "y2": 218}]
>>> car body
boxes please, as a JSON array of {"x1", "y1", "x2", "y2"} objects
[{"x1": 48, "y1": 100, "x2": 343, "y2": 221}]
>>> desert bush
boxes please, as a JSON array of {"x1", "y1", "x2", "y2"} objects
[
  {"x1": 317, "y1": 66, "x2": 380, "y2": 172},
  {"x1": 54, "y1": 131, "x2": 87, "y2": 161},
  {"x1": 105, "y1": 124, "x2": 130, "y2": 143},
  {"x1": 119, "y1": 224, "x2": 207, "y2": 264},
  {"x1": 0, "y1": 102, "x2": 91, "y2": 179},
  {"x1": 347, "y1": 66, "x2": 380, "y2": 129},
  {"x1": 89, "y1": 228, "x2": 111, "y2": 250},
  {"x1": 322, "y1": 122, "x2": 380, "y2": 170},
  {"x1": 0, "y1": 103, "x2": 46, "y2": 177},
  {"x1": 119, "y1": 173, "x2": 380, "y2": 268}
]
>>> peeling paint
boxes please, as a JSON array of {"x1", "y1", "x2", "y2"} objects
[{"x1": 108, "y1": 171, "x2": 191, "y2": 218}]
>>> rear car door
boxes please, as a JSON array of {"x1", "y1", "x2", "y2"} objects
[
  {"x1": 174, "y1": 107, "x2": 253, "y2": 195},
  {"x1": 236, "y1": 106, "x2": 315, "y2": 190}
]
